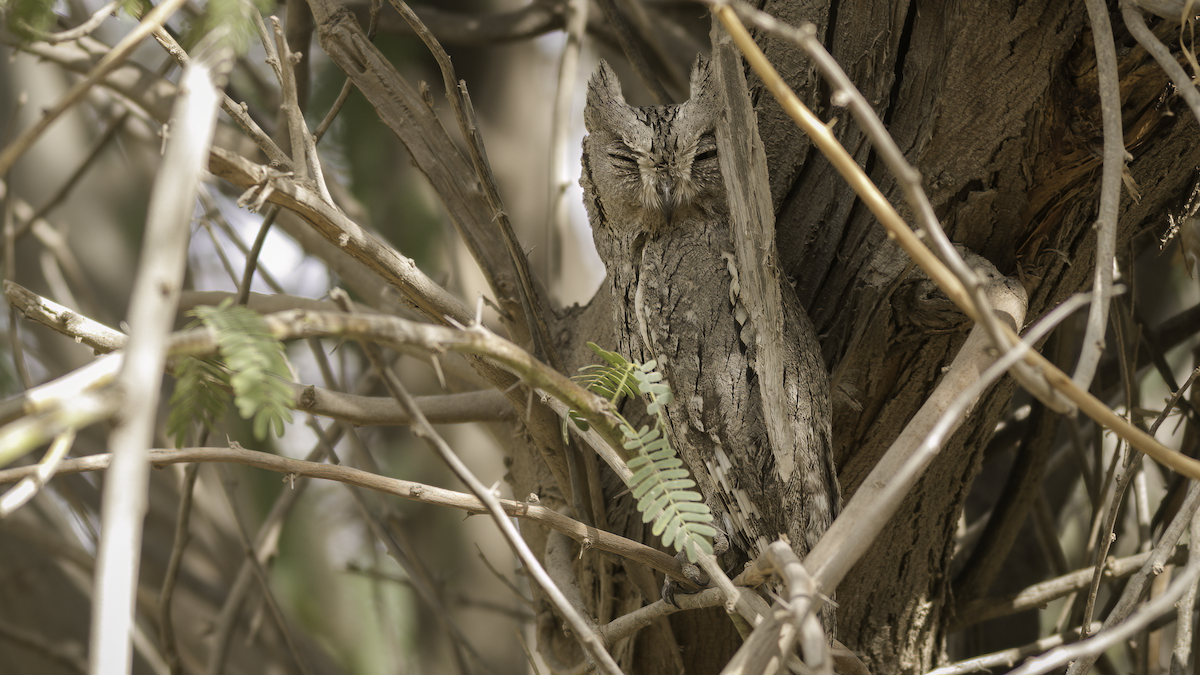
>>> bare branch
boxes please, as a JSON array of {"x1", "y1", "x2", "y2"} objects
[
  {"x1": 90, "y1": 39, "x2": 229, "y2": 675},
  {"x1": 1073, "y1": 0, "x2": 1125, "y2": 391},
  {"x1": 0, "y1": 0, "x2": 189, "y2": 176},
  {"x1": 0, "y1": 446, "x2": 688, "y2": 584}
]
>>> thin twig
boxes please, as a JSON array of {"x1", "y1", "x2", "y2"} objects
[
  {"x1": 1065, "y1": 480, "x2": 1200, "y2": 675},
  {"x1": 335, "y1": 289, "x2": 623, "y2": 673},
  {"x1": 1073, "y1": 0, "x2": 1125, "y2": 391},
  {"x1": 0, "y1": 445, "x2": 690, "y2": 585},
  {"x1": 1079, "y1": 437, "x2": 1131, "y2": 639},
  {"x1": 22, "y1": 0, "x2": 122, "y2": 44},
  {"x1": 89, "y1": 41, "x2": 228, "y2": 675},
  {"x1": 204, "y1": 439, "x2": 332, "y2": 675},
  {"x1": 389, "y1": 0, "x2": 563, "y2": 372},
  {"x1": 235, "y1": 208, "x2": 280, "y2": 305},
  {"x1": 157, "y1": 463, "x2": 199, "y2": 675},
  {"x1": 216, "y1": 464, "x2": 315, "y2": 675},
  {"x1": 808, "y1": 286, "x2": 1081, "y2": 600},
  {"x1": 954, "y1": 545, "x2": 1189, "y2": 628},
  {"x1": 146, "y1": 15, "x2": 291, "y2": 168},
  {"x1": 1025, "y1": 526, "x2": 1200, "y2": 675},
  {"x1": 0, "y1": 0, "x2": 190, "y2": 177},
  {"x1": 271, "y1": 16, "x2": 330, "y2": 201},
  {"x1": 1170, "y1": 509, "x2": 1200, "y2": 673},
  {"x1": 926, "y1": 622, "x2": 1103, "y2": 675},
  {"x1": 0, "y1": 429, "x2": 75, "y2": 515}
]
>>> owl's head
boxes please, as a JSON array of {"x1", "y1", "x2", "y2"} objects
[{"x1": 581, "y1": 58, "x2": 723, "y2": 229}]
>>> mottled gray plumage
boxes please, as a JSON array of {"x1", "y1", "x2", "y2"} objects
[{"x1": 580, "y1": 59, "x2": 838, "y2": 592}]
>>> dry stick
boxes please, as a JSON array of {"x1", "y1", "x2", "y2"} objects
[
  {"x1": 199, "y1": 217, "x2": 247, "y2": 286},
  {"x1": 1074, "y1": 0, "x2": 1125, "y2": 391},
  {"x1": 926, "y1": 622, "x2": 1104, "y2": 675},
  {"x1": 954, "y1": 545, "x2": 1189, "y2": 628},
  {"x1": 1079, "y1": 438, "x2": 1134, "y2": 640},
  {"x1": 208, "y1": 147, "x2": 477, "y2": 326},
  {"x1": 216, "y1": 464, "x2": 316, "y2": 675},
  {"x1": 1170, "y1": 513, "x2": 1200, "y2": 673},
  {"x1": 714, "y1": 4, "x2": 1200, "y2": 479},
  {"x1": 25, "y1": 0, "x2": 122, "y2": 44},
  {"x1": 320, "y1": 422, "x2": 486, "y2": 675},
  {"x1": 0, "y1": 428, "x2": 74, "y2": 515},
  {"x1": 1055, "y1": 430, "x2": 1124, "y2": 636},
  {"x1": 1065, "y1": 368, "x2": 1200, "y2": 669},
  {"x1": 1, "y1": 284, "x2": 508, "y2": 427},
  {"x1": 339, "y1": 324, "x2": 625, "y2": 675},
  {"x1": 0, "y1": 0, "x2": 189, "y2": 177},
  {"x1": 0, "y1": 386, "x2": 117, "y2": 467},
  {"x1": 204, "y1": 437, "x2": 337, "y2": 675},
  {"x1": 725, "y1": 541, "x2": 831, "y2": 675},
  {"x1": 389, "y1": 0, "x2": 563, "y2": 373},
  {"x1": 236, "y1": 207, "x2": 280, "y2": 305},
  {"x1": 158, "y1": 463, "x2": 199, "y2": 675},
  {"x1": 345, "y1": 481, "x2": 482, "y2": 674},
  {"x1": 271, "y1": 16, "x2": 330, "y2": 202},
  {"x1": 1066, "y1": 481, "x2": 1200, "y2": 675},
  {"x1": 1, "y1": 289, "x2": 629, "y2": 505},
  {"x1": 300, "y1": 313, "x2": 486, "y2": 672},
  {"x1": 1080, "y1": 362, "x2": 1200, "y2": 639},
  {"x1": 89, "y1": 42, "x2": 228, "y2": 675},
  {"x1": 1025, "y1": 522, "x2": 1200, "y2": 675},
  {"x1": 147, "y1": 16, "x2": 291, "y2": 169},
  {"x1": 769, "y1": 542, "x2": 831, "y2": 675}
]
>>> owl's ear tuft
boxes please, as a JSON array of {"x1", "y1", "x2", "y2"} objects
[
  {"x1": 687, "y1": 56, "x2": 716, "y2": 104},
  {"x1": 585, "y1": 60, "x2": 630, "y2": 131}
]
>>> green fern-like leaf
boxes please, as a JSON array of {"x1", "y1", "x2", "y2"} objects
[
  {"x1": 576, "y1": 342, "x2": 642, "y2": 403},
  {"x1": 167, "y1": 356, "x2": 231, "y2": 447},
  {"x1": 568, "y1": 343, "x2": 714, "y2": 561},
  {"x1": 624, "y1": 422, "x2": 716, "y2": 562},
  {"x1": 188, "y1": 300, "x2": 294, "y2": 440}
]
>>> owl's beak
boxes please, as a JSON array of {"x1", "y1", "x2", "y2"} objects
[{"x1": 655, "y1": 177, "x2": 677, "y2": 222}]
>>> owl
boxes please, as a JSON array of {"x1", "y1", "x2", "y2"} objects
[{"x1": 580, "y1": 57, "x2": 839, "y2": 610}]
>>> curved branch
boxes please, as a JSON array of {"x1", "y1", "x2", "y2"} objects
[
  {"x1": 1073, "y1": 0, "x2": 1125, "y2": 391},
  {"x1": 0, "y1": 446, "x2": 684, "y2": 582}
]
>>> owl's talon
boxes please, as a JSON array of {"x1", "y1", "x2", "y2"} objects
[{"x1": 662, "y1": 552, "x2": 709, "y2": 607}]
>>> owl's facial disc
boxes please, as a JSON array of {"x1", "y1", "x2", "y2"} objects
[{"x1": 628, "y1": 132, "x2": 719, "y2": 223}]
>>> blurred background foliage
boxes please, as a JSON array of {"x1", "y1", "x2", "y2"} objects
[{"x1": 0, "y1": 0, "x2": 615, "y2": 672}]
